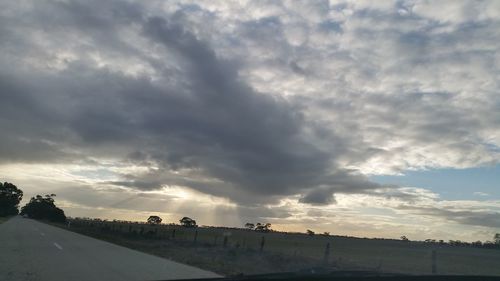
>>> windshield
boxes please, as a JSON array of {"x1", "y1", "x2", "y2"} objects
[{"x1": 1, "y1": 1, "x2": 499, "y2": 280}]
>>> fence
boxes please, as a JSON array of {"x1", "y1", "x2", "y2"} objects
[{"x1": 66, "y1": 218, "x2": 500, "y2": 275}]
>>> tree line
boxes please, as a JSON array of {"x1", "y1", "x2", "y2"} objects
[
  {"x1": 244, "y1": 222, "x2": 272, "y2": 232},
  {"x1": 147, "y1": 215, "x2": 197, "y2": 228}
]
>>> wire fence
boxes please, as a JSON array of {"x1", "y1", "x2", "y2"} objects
[{"x1": 66, "y1": 218, "x2": 500, "y2": 276}]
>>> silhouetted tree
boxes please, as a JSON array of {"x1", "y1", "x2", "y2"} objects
[
  {"x1": 449, "y1": 240, "x2": 465, "y2": 246},
  {"x1": 179, "y1": 217, "x2": 197, "y2": 227},
  {"x1": 306, "y1": 229, "x2": 315, "y2": 236},
  {"x1": 147, "y1": 215, "x2": 162, "y2": 225},
  {"x1": 20, "y1": 194, "x2": 66, "y2": 223},
  {"x1": 483, "y1": 241, "x2": 496, "y2": 248},
  {"x1": 322, "y1": 232, "x2": 330, "y2": 236},
  {"x1": 244, "y1": 222, "x2": 255, "y2": 230},
  {"x1": 0, "y1": 182, "x2": 23, "y2": 216},
  {"x1": 255, "y1": 222, "x2": 271, "y2": 232},
  {"x1": 400, "y1": 235, "x2": 409, "y2": 241},
  {"x1": 472, "y1": 240, "x2": 482, "y2": 247},
  {"x1": 494, "y1": 233, "x2": 500, "y2": 245}
]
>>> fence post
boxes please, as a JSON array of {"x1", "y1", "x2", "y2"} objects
[
  {"x1": 223, "y1": 236, "x2": 228, "y2": 248},
  {"x1": 194, "y1": 230, "x2": 198, "y2": 244},
  {"x1": 431, "y1": 249, "x2": 437, "y2": 274},
  {"x1": 172, "y1": 229, "x2": 176, "y2": 239},
  {"x1": 293, "y1": 242, "x2": 299, "y2": 257},
  {"x1": 376, "y1": 258, "x2": 383, "y2": 272},
  {"x1": 260, "y1": 236, "x2": 265, "y2": 252},
  {"x1": 324, "y1": 242, "x2": 331, "y2": 264}
]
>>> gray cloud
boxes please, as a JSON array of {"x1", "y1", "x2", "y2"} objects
[
  {"x1": 397, "y1": 205, "x2": 500, "y2": 229},
  {"x1": 299, "y1": 187, "x2": 337, "y2": 205},
  {"x1": 0, "y1": 0, "x2": 499, "y2": 216},
  {"x1": 0, "y1": 0, "x2": 386, "y2": 206}
]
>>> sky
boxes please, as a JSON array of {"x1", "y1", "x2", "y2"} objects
[{"x1": 0, "y1": 0, "x2": 499, "y2": 242}]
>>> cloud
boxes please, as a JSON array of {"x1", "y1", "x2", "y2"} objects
[
  {"x1": 299, "y1": 187, "x2": 337, "y2": 205},
  {"x1": 397, "y1": 205, "x2": 500, "y2": 229},
  {"x1": 0, "y1": 0, "x2": 389, "y2": 205},
  {"x1": 474, "y1": 192, "x2": 490, "y2": 197},
  {"x1": 222, "y1": 0, "x2": 500, "y2": 175}
]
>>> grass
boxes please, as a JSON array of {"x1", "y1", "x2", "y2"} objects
[
  {"x1": 56, "y1": 219, "x2": 500, "y2": 276},
  {"x1": 56, "y1": 225, "x2": 346, "y2": 276}
]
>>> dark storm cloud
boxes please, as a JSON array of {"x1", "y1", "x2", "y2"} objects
[
  {"x1": 0, "y1": 0, "x2": 384, "y2": 204},
  {"x1": 299, "y1": 187, "x2": 337, "y2": 205}
]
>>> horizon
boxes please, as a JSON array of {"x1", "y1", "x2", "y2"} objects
[
  {"x1": 61, "y1": 215, "x2": 498, "y2": 244},
  {"x1": 1, "y1": 0, "x2": 499, "y2": 244}
]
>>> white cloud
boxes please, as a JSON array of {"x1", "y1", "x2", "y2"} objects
[{"x1": 474, "y1": 191, "x2": 490, "y2": 197}]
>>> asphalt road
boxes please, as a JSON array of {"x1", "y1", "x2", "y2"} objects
[{"x1": 0, "y1": 217, "x2": 221, "y2": 281}]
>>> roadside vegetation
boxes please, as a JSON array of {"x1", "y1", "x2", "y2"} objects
[
  {"x1": 61, "y1": 218, "x2": 360, "y2": 276},
  {"x1": 60, "y1": 217, "x2": 500, "y2": 276},
  {"x1": 0, "y1": 182, "x2": 23, "y2": 217},
  {"x1": 20, "y1": 194, "x2": 67, "y2": 223},
  {"x1": 0, "y1": 181, "x2": 67, "y2": 223}
]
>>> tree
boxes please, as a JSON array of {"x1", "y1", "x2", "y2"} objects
[
  {"x1": 472, "y1": 241, "x2": 482, "y2": 247},
  {"x1": 306, "y1": 229, "x2": 315, "y2": 236},
  {"x1": 255, "y1": 222, "x2": 271, "y2": 232},
  {"x1": 20, "y1": 194, "x2": 66, "y2": 223},
  {"x1": 0, "y1": 182, "x2": 23, "y2": 216},
  {"x1": 244, "y1": 222, "x2": 255, "y2": 230},
  {"x1": 494, "y1": 233, "x2": 500, "y2": 245},
  {"x1": 147, "y1": 215, "x2": 162, "y2": 225},
  {"x1": 400, "y1": 235, "x2": 409, "y2": 241},
  {"x1": 179, "y1": 216, "x2": 197, "y2": 227}
]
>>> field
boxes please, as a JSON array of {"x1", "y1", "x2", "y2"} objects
[{"x1": 64, "y1": 218, "x2": 500, "y2": 276}]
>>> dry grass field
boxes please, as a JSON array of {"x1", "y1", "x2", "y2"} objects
[{"x1": 62, "y1": 218, "x2": 500, "y2": 276}]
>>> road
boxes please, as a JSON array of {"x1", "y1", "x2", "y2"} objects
[{"x1": 0, "y1": 217, "x2": 221, "y2": 281}]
